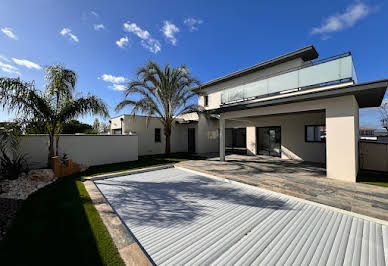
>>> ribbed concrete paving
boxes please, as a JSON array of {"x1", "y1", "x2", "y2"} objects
[
  {"x1": 95, "y1": 167, "x2": 388, "y2": 266},
  {"x1": 178, "y1": 154, "x2": 388, "y2": 221}
]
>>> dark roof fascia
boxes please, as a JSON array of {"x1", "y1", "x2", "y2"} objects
[
  {"x1": 192, "y1": 45, "x2": 319, "y2": 92},
  {"x1": 206, "y1": 79, "x2": 388, "y2": 115}
]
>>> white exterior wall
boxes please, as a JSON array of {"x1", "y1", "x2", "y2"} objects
[
  {"x1": 221, "y1": 95, "x2": 359, "y2": 182},
  {"x1": 196, "y1": 114, "x2": 219, "y2": 154},
  {"x1": 226, "y1": 112, "x2": 326, "y2": 163},
  {"x1": 198, "y1": 58, "x2": 305, "y2": 110},
  {"x1": 112, "y1": 115, "x2": 195, "y2": 155},
  {"x1": 18, "y1": 135, "x2": 138, "y2": 168}
]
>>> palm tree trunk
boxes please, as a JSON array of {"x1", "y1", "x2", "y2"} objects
[
  {"x1": 164, "y1": 125, "x2": 171, "y2": 155},
  {"x1": 48, "y1": 133, "x2": 55, "y2": 168},
  {"x1": 55, "y1": 135, "x2": 60, "y2": 156}
]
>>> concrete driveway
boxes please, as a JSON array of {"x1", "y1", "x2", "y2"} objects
[{"x1": 95, "y1": 167, "x2": 388, "y2": 266}]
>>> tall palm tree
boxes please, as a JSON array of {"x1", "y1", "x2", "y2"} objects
[
  {"x1": 0, "y1": 65, "x2": 109, "y2": 166},
  {"x1": 115, "y1": 60, "x2": 200, "y2": 154}
]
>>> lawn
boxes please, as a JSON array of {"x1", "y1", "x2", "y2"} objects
[
  {"x1": 357, "y1": 170, "x2": 388, "y2": 188},
  {"x1": 0, "y1": 153, "x2": 197, "y2": 266}
]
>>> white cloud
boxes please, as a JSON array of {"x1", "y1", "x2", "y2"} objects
[
  {"x1": 101, "y1": 74, "x2": 126, "y2": 84},
  {"x1": 184, "y1": 18, "x2": 203, "y2": 31},
  {"x1": 60, "y1": 28, "x2": 79, "y2": 42},
  {"x1": 116, "y1": 36, "x2": 129, "y2": 48},
  {"x1": 140, "y1": 39, "x2": 161, "y2": 54},
  {"x1": 312, "y1": 3, "x2": 371, "y2": 35},
  {"x1": 161, "y1": 21, "x2": 179, "y2": 45},
  {"x1": 123, "y1": 22, "x2": 161, "y2": 53},
  {"x1": 90, "y1": 11, "x2": 99, "y2": 17},
  {"x1": 100, "y1": 74, "x2": 128, "y2": 91},
  {"x1": 1, "y1": 27, "x2": 18, "y2": 40},
  {"x1": 0, "y1": 61, "x2": 20, "y2": 75},
  {"x1": 12, "y1": 58, "x2": 41, "y2": 70},
  {"x1": 123, "y1": 22, "x2": 150, "y2": 39},
  {"x1": 94, "y1": 24, "x2": 105, "y2": 31},
  {"x1": 110, "y1": 84, "x2": 127, "y2": 91},
  {"x1": 0, "y1": 55, "x2": 10, "y2": 62}
]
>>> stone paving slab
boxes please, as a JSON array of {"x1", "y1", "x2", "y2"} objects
[
  {"x1": 177, "y1": 154, "x2": 388, "y2": 221},
  {"x1": 83, "y1": 180, "x2": 153, "y2": 266}
]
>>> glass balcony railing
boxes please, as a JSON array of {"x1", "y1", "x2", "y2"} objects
[{"x1": 221, "y1": 53, "x2": 357, "y2": 105}]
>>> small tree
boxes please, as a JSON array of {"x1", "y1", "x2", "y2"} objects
[
  {"x1": 0, "y1": 65, "x2": 109, "y2": 166},
  {"x1": 115, "y1": 60, "x2": 200, "y2": 154},
  {"x1": 93, "y1": 118, "x2": 100, "y2": 131}
]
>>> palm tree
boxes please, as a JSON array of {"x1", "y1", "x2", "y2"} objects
[
  {"x1": 115, "y1": 60, "x2": 200, "y2": 154},
  {"x1": 0, "y1": 65, "x2": 109, "y2": 166}
]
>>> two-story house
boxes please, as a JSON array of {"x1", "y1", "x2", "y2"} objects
[{"x1": 111, "y1": 45, "x2": 387, "y2": 182}]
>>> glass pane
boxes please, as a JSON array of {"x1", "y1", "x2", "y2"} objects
[
  {"x1": 233, "y1": 128, "x2": 246, "y2": 148},
  {"x1": 306, "y1": 126, "x2": 315, "y2": 142},
  {"x1": 319, "y1": 126, "x2": 326, "y2": 141},
  {"x1": 258, "y1": 128, "x2": 270, "y2": 155},
  {"x1": 269, "y1": 128, "x2": 281, "y2": 157},
  {"x1": 245, "y1": 79, "x2": 268, "y2": 98},
  {"x1": 268, "y1": 71, "x2": 299, "y2": 94},
  {"x1": 227, "y1": 86, "x2": 244, "y2": 102},
  {"x1": 225, "y1": 128, "x2": 233, "y2": 148}
]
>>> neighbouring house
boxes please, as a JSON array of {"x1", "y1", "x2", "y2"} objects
[
  {"x1": 359, "y1": 127, "x2": 375, "y2": 137},
  {"x1": 111, "y1": 45, "x2": 388, "y2": 182}
]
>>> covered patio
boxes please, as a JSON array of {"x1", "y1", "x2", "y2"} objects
[{"x1": 177, "y1": 154, "x2": 388, "y2": 221}]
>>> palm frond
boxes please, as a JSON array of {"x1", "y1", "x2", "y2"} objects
[{"x1": 58, "y1": 95, "x2": 109, "y2": 122}]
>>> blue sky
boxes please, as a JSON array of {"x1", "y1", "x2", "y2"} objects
[{"x1": 0, "y1": 0, "x2": 387, "y2": 128}]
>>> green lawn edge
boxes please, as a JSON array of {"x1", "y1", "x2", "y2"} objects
[{"x1": 0, "y1": 153, "x2": 196, "y2": 266}]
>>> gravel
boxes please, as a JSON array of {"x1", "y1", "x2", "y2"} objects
[{"x1": 0, "y1": 174, "x2": 54, "y2": 200}]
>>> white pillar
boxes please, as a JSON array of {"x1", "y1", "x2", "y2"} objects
[
  {"x1": 219, "y1": 117, "x2": 225, "y2": 161},
  {"x1": 326, "y1": 96, "x2": 359, "y2": 182},
  {"x1": 246, "y1": 126, "x2": 256, "y2": 155}
]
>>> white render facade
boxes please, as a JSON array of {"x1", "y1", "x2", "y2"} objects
[{"x1": 111, "y1": 45, "x2": 387, "y2": 182}]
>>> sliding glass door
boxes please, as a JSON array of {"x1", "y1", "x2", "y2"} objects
[{"x1": 257, "y1": 127, "x2": 281, "y2": 157}]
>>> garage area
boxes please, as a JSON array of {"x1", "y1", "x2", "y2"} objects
[{"x1": 95, "y1": 167, "x2": 388, "y2": 266}]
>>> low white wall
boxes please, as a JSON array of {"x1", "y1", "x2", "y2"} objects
[{"x1": 18, "y1": 135, "x2": 138, "y2": 168}]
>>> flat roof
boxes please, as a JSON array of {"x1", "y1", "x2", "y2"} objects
[
  {"x1": 206, "y1": 79, "x2": 388, "y2": 114},
  {"x1": 192, "y1": 45, "x2": 319, "y2": 91}
]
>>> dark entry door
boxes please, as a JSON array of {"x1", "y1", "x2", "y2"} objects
[
  {"x1": 188, "y1": 128, "x2": 196, "y2": 153},
  {"x1": 257, "y1": 127, "x2": 281, "y2": 157}
]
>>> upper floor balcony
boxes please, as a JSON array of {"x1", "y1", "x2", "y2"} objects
[{"x1": 220, "y1": 53, "x2": 358, "y2": 105}]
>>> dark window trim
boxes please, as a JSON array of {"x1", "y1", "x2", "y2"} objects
[
  {"x1": 155, "y1": 128, "x2": 161, "y2": 143},
  {"x1": 305, "y1": 125, "x2": 326, "y2": 143},
  {"x1": 204, "y1": 95, "x2": 209, "y2": 107}
]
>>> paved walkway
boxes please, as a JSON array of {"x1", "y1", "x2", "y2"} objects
[{"x1": 177, "y1": 154, "x2": 388, "y2": 221}]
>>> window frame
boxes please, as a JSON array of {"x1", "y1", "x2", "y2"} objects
[
  {"x1": 305, "y1": 125, "x2": 326, "y2": 143},
  {"x1": 204, "y1": 95, "x2": 209, "y2": 107},
  {"x1": 154, "y1": 128, "x2": 161, "y2": 143}
]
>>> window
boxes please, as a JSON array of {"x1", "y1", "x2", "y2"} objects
[
  {"x1": 204, "y1": 95, "x2": 209, "y2": 107},
  {"x1": 305, "y1": 125, "x2": 326, "y2": 142},
  {"x1": 155, "y1": 128, "x2": 161, "y2": 142}
]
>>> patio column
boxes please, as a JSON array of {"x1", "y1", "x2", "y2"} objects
[
  {"x1": 325, "y1": 95, "x2": 359, "y2": 182},
  {"x1": 220, "y1": 117, "x2": 225, "y2": 161}
]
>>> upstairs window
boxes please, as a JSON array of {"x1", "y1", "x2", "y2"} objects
[
  {"x1": 204, "y1": 95, "x2": 209, "y2": 107},
  {"x1": 155, "y1": 128, "x2": 161, "y2": 142},
  {"x1": 305, "y1": 125, "x2": 326, "y2": 142}
]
